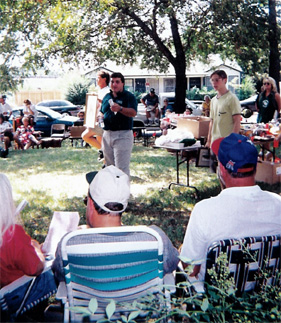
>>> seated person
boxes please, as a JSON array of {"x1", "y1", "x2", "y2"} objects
[
  {"x1": 202, "y1": 95, "x2": 211, "y2": 117},
  {"x1": 184, "y1": 107, "x2": 193, "y2": 115},
  {"x1": 161, "y1": 98, "x2": 173, "y2": 117},
  {"x1": 23, "y1": 99, "x2": 38, "y2": 126},
  {"x1": 52, "y1": 165, "x2": 179, "y2": 283},
  {"x1": 15, "y1": 116, "x2": 41, "y2": 150},
  {"x1": 180, "y1": 133, "x2": 281, "y2": 286},
  {"x1": 0, "y1": 113, "x2": 13, "y2": 157},
  {"x1": 141, "y1": 88, "x2": 160, "y2": 125},
  {"x1": 0, "y1": 173, "x2": 56, "y2": 317},
  {"x1": 74, "y1": 110, "x2": 85, "y2": 126}
]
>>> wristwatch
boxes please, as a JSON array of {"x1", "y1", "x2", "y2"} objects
[{"x1": 120, "y1": 106, "x2": 123, "y2": 112}]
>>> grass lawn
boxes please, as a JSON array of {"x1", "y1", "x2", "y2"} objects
[{"x1": 1, "y1": 140, "x2": 280, "y2": 248}]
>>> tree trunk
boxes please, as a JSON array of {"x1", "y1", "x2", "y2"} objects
[
  {"x1": 173, "y1": 64, "x2": 187, "y2": 114},
  {"x1": 268, "y1": 0, "x2": 280, "y2": 92}
]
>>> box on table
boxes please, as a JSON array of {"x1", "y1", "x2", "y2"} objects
[
  {"x1": 255, "y1": 160, "x2": 281, "y2": 184},
  {"x1": 177, "y1": 116, "x2": 211, "y2": 138}
]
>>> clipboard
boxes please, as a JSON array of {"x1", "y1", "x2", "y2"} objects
[{"x1": 84, "y1": 93, "x2": 98, "y2": 128}]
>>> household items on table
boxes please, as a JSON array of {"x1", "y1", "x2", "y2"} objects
[{"x1": 240, "y1": 120, "x2": 281, "y2": 185}]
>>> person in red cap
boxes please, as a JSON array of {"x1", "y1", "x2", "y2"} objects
[{"x1": 180, "y1": 133, "x2": 281, "y2": 289}]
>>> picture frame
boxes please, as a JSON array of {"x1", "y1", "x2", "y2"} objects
[
  {"x1": 196, "y1": 147, "x2": 210, "y2": 167},
  {"x1": 84, "y1": 93, "x2": 98, "y2": 127}
]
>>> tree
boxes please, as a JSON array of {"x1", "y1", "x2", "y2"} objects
[
  {"x1": 268, "y1": 0, "x2": 280, "y2": 91},
  {"x1": 204, "y1": 0, "x2": 280, "y2": 90},
  {"x1": 1, "y1": 0, "x2": 280, "y2": 109}
]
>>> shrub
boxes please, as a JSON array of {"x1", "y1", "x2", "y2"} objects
[{"x1": 65, "y1": 80, "x2": 91, "y2": 105}]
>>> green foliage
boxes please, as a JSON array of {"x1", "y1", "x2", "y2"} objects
[
  {"x1": 65, "y1": 80, "x2": 90, "y2": 105},
  {"x1": 231, "y1": 75, "x2": 257, "y2": 100},
  {"x1": 186, "y1": 86, "x2": 216, "y2": 100}
]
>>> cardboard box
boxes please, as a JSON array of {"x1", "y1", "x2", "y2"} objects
[
  {"x1": 177, "y1": 116, "x2": 211, "y2": 138},
  {"x1": 255, "y1": 160, "x2": 281, "y2": 184}
]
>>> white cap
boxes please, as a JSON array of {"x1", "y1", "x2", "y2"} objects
[{"x1": 86, "y1": 165, "x2": 130, "y2": 213}]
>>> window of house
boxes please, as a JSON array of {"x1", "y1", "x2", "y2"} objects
[
  {"x1": 125, "y1": 78, "x2": 134, "y2": 92},
  {"x1": 135, "y1": 79, "x2": 145, "y2": 93},
  {"x1": 164, "y1": 78, "x2": 175, "y2": 92},
  {"x1": 189, "y1": 77, "x2": 201, "y2": 89}
]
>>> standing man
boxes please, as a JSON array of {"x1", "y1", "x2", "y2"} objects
[
  {"x1": 141, "y1": 88, "x2": 160, "y2": 125},
  {"x1": 206, "y1": 70, "x2": 241, "y2": 148},
  {"x1": 82, "y1": 70, "x2": 110, "y2": 160},
  {"x1": 100, "y1": 72, "x2": 137, "y2": 177},
  {"x1": 0, "y1": 95, "x2": 12, "y2": 121}
]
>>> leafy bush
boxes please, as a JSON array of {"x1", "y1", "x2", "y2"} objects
[
  {"x1": 65, "y1": 80, "x2": 91, "y2": 105},
  {"x1": 232, "y1": 75, "x2": 256, "y2": 100},
  {"x1": 186, "y1": 86, "x2": 216, "y2": 100}
]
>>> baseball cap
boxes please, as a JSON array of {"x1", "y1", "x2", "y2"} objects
[
  {"x1": 150, "y1": 88, "x2": 155, "y2": 93},
  {"x1": 86, "y1": 165, "x2": 130, "y2": 213},
  {"x1": 211, "y1": 133, "x2": 258, "y2": 173}
]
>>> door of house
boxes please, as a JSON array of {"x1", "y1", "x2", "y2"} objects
[{"x1": 135, "y1": 79, "x2": 146, "y2": 93}]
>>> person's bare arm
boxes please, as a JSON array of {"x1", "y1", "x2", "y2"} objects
[
  {"x1": 110, "y1": 103, "x2": 137, "y2": 117},
  {"x1": 232, "y1": 114, "x2": 241, "y2": 133},
  {"x1": 205, "y1": 119, "x2": 213, "y2": 148},
  {"x1": 275, "y1": 92, "x2": 281, "y2": 113},
  {"x1": 31, "y1": 239, "x2": 45, "y2": 275},
  {"x1": 181, "y1": 261, "x2": 201, "y2": 277}
]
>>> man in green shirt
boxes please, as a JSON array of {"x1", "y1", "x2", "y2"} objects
[{"x1": 100, "y1": 72, "x2": 137, "y2": 177}]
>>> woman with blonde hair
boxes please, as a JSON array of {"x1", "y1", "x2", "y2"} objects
[
  {"x1": 0, "y1": 173, "x2": 45, "y2": 287},
  {"x1": 0, "y1": 174, "x2": 56, "y2": 319},
  {"x1": 256, "y1": 76, "x2": 281, "y2": 123}
]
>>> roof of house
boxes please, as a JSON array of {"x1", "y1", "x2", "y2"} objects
[{"x1": 85, "y1": 54, "x2": 242, "y2": 79}]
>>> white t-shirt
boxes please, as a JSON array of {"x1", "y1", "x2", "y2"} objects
[
  {"x1": 0, "y1": 121, "x2": 13, "y2": 133},
  {"x1": 0, "y1": 103, "x2": 12, "y2": 116},
  {"x1": 23, "y1": 104, "x2": 38, "y2": 122},
  {"x1": 180, "y1": 185, "x2": 281, "y2": 281},
  {"x1": 98, "y1": 86, "x2": 110, "y2": 102}
]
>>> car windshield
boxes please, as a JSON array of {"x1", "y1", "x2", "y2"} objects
[{"x1": 36, "y1": 106, "x2": 64, "y2": 119}]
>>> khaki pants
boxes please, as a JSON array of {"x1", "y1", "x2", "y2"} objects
[{"x1": 102, "y1": 130, "x2": 133, "y2": 177}]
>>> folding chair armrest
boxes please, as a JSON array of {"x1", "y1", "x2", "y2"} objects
[
  {"x1": 163, "y1": 272, "x2": 176, "y2": 293},
  {"x1": 56, "y1": 282, "x2": 67, "y2": 304}
]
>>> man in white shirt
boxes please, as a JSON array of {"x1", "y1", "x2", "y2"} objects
[
  {"x1": 82, "y1": 70, "x2": 110, "y2": 160},
  {"x1": 0, "y1": 95, "x2": 12, "y2": 121},
  {"x1": 180, "y1": 133, "x2": 281, "y2": 284},
  {"x1": 0, "y1": 113, "x2": 13, "y2": 157}
]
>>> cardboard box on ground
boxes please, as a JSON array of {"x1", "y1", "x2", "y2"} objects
[
  {"x1": 177, "y1": 116, "x2": 211, "y2": 138},
  {"x1": 256, "y1": 160, "x2": 281, "y2": 184}
]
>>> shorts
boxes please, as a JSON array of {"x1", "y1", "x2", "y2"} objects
[{"x1": 88, "y1": 126, "x2": 103, "y2": 137}]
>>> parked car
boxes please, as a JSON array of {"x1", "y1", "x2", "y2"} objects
[
  {"x1": 240, "y1": 95, "x2": 258, "y2": 112},
  {"x1": 158, "y1": 92, "x2": 202, "y2": 116},
  {"x1": 10, "y1": 106, "x2": 79, "y2": 137},
  {"x1": 36, "y1": 100, "x2": 81, "y2": 116}
]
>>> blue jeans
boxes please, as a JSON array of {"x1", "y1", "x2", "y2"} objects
[{"x1": 1, "y1": 269, "x2": 57, "y2": 319}]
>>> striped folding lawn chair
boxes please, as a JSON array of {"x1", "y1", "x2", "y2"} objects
[
  {"x1": 56, "y1": 226, "x2": 172, "y2": 322},
  {"x1": 205, "y1": 234, "x2": 281, "y2": 296}
]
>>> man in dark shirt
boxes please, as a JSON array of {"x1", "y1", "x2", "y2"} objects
[
  {"x1": 141, "y1": 88, "x2": 160, "y2": 125},
  {"x1": 100, "y1": 72, "x2": 137, "y2": 176}
]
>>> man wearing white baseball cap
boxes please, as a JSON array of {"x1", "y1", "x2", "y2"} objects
[{"x1": 52, "y1": 165, "x2": 179, "y2": 283}]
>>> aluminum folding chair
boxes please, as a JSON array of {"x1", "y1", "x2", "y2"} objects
[{"x1": 56, "y1": 226, "x2": 171, "y2": 322}]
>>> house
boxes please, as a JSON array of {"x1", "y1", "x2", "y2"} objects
[{"x1": 85, "y1": 55, "x2": 243, "y2": 95}]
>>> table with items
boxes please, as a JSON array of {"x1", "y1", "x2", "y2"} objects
[{"x1": 154, "y1": 141, "x2": 202, "y2": 196}]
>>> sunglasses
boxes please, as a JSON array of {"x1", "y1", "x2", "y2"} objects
[{"x1": 263, "y1": 82, "x2": 270, "y2": 86}]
